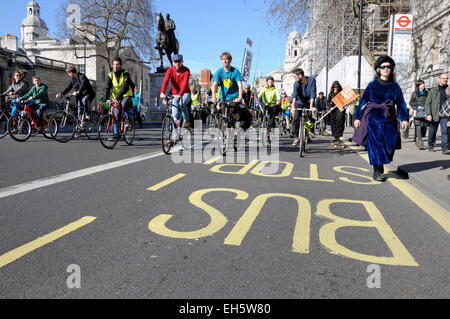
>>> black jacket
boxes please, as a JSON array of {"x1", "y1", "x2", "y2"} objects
[
  {"x1": 61, "y1": 73, "x2": 95, "y2": 100},
  {"x1": 409, "y1": 89, "x2": 428, "y2": 109},
  {"x1": 315, "y1": 96, "x2": 327, "y2": 111}
]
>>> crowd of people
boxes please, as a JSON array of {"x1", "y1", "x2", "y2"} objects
[{"x1": 2, "y1": 52, "x2": 449, "y2": 182}]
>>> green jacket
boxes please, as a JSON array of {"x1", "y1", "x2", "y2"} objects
[
  {"x1": 425, "y1": 86, "x2": 443, "y2": 122},
  {"x1": 20, "y1": 83, "x2": 50, "y2": 107}
]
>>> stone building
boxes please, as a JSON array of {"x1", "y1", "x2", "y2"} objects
[
  {"x1": 14, "y1": 0, "x2": 151, "y2": 104},
  {"x1": 403, "y1": 0, "x2": 450, "y2": 101}
]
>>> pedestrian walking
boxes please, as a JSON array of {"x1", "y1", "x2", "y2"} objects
[
  {"x1": 328, "y1": 81, "x2": 345, "y2": 143},
  {"x1": 352, "y1": 55, "x2": 409, "y2": 182},
  {"x1": 425, "y1": 73, "x2": 449, "y2": 154},
  {"x1": 409, "y1": 79, "x2": 429, "y2": 150}
]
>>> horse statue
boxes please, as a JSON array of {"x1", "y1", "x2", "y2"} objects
[{"x1": 155, "y1": 13, "x2": 179, "y2": 67}]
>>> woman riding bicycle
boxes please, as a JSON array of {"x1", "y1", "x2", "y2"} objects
[
  {"x1": 3, "y1": 71, "x2": 29, "y2": 116},
  {"x1": 258, "y1": 76, "x2": 281, "y2": 128}
]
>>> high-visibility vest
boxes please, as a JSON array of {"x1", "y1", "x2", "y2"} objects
[
  {"x1": 192, "y1": 92, "x2": 200, "y2": 106},
  {"x1": 281, "y1": 97, "x2": 289, "y2": 109},
  {"x1": 109, "y1": 70, "x2": 133, "y2": 99}
]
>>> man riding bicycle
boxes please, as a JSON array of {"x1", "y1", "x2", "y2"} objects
[
  {"x1": 258, "y1": 76, "x2": 281, "y2": 128},
  {"x1": 160, "y1": 54, "x2": 191, "y2": 129},
  {"x1": 102, "y1": 57, "x2": 135, "y2": 129},
  {"x1": 56, "y1": 65, "x2": 96, "y2": 122},
  {"x1": 290, "y1": 68, "x2": 317, "y2": 146},
  {"x1": 211, "y1": 51, "x2": 252, "y2": 131}
]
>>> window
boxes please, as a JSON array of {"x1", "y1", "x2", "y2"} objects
[
  {"x1": 29, "y1": 8, "x2": 32, "y2": 15},
  {"x1": 430, "y1": 24, "x2": 442, "y2": 64},
  {"x1": 294, "y1": 40, "x2": 298, "y2": 46},
  {"x1": 294, "y1": 50, "x2": 298, "y2": 57}
]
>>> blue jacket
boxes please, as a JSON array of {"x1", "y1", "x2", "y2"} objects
[{"x1": 291, "y1": 77, "x2": 317, "y2": 107}]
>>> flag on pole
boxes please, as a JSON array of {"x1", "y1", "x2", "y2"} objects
[
  {"x1": 241, "y1": 48, "x2": 253, "y2": 83},
  {"x1": 246, "y1": 37, "x2": 253, "y2": 48}
]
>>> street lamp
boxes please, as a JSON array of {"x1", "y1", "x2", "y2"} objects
[{"x1": 357, "y1": 0, "x2": 363, "y2": 96}]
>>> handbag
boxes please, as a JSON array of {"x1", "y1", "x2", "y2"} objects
[
  {"x1": 439, "y1": 97, "x2": 450, "y2": 118},
  {"x1": 413, "y1": 106, "x2": 427, "y2": 120}
]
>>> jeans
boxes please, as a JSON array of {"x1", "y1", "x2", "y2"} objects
[
  {"x1": 12, "y1": 100, "x2": 47, "y2": 119},
  {"x1": 172, "y1": 93, "x2": 191, "y2": 125},
  {"x1": 77, "y1": 94, "x2": 94, "y2": 120},
  {"x1": 428, "y1": 117, "x2": 448, "y2": 151}
]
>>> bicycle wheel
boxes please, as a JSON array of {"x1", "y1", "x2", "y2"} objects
[
  {"x1": 0, "y1": 111, "x2": 8, "y2": 138},
  {"x1": 206, "y1": 113, "x2": 216, "y2": 137},
  {"x1": 217, "y1": 117, "x2": 229, "y2": 156},
  {"x1": 98, "y1": 114, "x2": 119, "y2": 149},
  {"x1": 84, "y1": 111, "x2": 99, "y2": 140},
  {"x1": 299, "y1": 119, "x2": 305, "y2": 158},
  {"x1": 42, "y1": 114, "x2": 57, "y2": 139},
  {"x1": 123, "y1": 115, "x2": 135, "y2": 145},
  {"x1": 51, "y1": 112, "x2": 76, "y2": 143},
  {"x1": 161, "y1": 115, "x2": 174, "y2": 154},
  {"x1": 8, "y1": 114, "x2": 31, "y2": 142}
]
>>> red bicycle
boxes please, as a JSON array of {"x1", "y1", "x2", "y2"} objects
[
  {"x1": 7, "y1": 100, "x2": 56, "y2": 142},
  {"x1": 97, "y1": 101, "x2": 135, "y2": 149}
]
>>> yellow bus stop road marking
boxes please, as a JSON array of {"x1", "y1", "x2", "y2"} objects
[
  {"x1": 0, "y1": 216, "x2": 97, "y2": 269},
  {"x1": 344, "y1": 141, "x2": 450, "y2": 234},
  {"x1": 147, "y1": 173, "x2": 187, "y2": 191}
]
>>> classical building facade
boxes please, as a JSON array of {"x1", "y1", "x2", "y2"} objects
[
  {"x1": 1, "y1": 0, "x2": 152, "y2": 104},
  {"x1": 404, "y1": 0, "x2": 450, "y2": 100}
]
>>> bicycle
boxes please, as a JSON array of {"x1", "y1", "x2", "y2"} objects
[
  {"x1": 50, "y1": 96, "x2": 99, "y2": 143},
  {"x1": 260, "y1": 101, "x2": 281, "y2": 146},
  {"x1": 7, "y1": 100, "x2": 56, "y2": 142},
  {"x1": 315, "y1": 110, "x2": 326, "y2": 136},
  {"x1": 298, "y1": 108, "x2": 316, "y2": 158},
  {"x1": 161, "y1": 95, "x2": 192, "y2": 154},
  {"x1": 277, "y1": 108, "x2": 290, "y2": 136},
  {"x1": 205, "y1": 102, "x2": 221, "y2": 138},
  {"x1": 97, "y1": 100, "x2": 135, "y2": 149},
  {"x1": 251, "y1": 102, "x2": 264, "y2": 129},
  {"x1": 0, "y1": 95, "x2": 14, "y2": 139},
  {"x1": 215, "y1": 100, "x2": 246, "y2": 156}
]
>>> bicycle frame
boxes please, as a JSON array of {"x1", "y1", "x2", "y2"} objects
[{"x1": 15, "y1": 101, "x2": 48, "y2": 130}]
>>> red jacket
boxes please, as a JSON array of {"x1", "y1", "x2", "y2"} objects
[{"x1": 160, "y1": 65, "x2": 190, "y2": 96}]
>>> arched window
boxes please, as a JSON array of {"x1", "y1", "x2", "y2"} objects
[
  {"x1": 294, "y1": 40, "x2": 298, "y2": 46},
  {"x1": 29, "y1": 8, "x2": 32, "y2": 15},
  {"x1": 294, "y1": 50, "x2": 298, "y2": 57}
]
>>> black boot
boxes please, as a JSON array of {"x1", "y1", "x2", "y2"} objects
[{"x1": 373, "y1": 165, "x2": 385, "y2": 182}]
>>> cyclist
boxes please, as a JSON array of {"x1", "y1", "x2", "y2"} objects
[
  {"x1": 211, "y1": 51, "x2": 252, "y2": 131},
  {"x1": 56, "y1": 65, "x2": 96, "y2": 122},
  {"x1": 258, "y1": 76, "x2": 281, "y2": 128},
  {"x1": 2, "y1": 71, "x2": 29, "y2": 116},
  {"x1": 15, "y1": 75, "x2": 49, "y2": 127},
  {"x1": 102, "y1": 57, "x2": 135, "y2": 131},
  {"x1": 132, "y1": 87, "x2": 144, "y2": 128},
  {"x1": 290, "y1": 68, "x2": 317, "y2": 146},
  {"x1": 280, "y1": 90, "x2": 291, "y2": 134},
  {"x1": 242, "y1": 84, "x2": 252, "y2": 108},
  {"x1": 160, "y1": 54, "x2": 191, "y2": 129}
]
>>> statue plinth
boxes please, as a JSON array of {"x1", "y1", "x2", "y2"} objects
[{"x1": 156, "y1": 66, "x2": 169, "y2": 74}]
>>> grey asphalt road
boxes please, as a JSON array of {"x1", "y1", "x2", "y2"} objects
[{"x1": 0, "y1": 125, "x2": 449, "y2": 299}]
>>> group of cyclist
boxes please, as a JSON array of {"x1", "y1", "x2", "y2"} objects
[
  {"x1": 1, "y1": 57, "x2": 144, "y2": 137},
  {"x1": 159, "y1": 51, "x2": 346, "y2": 148},
  {"x1": 2, "y1": 51, "x2": 345, "y2": 149}
]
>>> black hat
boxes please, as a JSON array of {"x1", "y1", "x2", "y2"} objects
[{"x1": 374, "y1": 55, "x2": 396, "y2": 70}]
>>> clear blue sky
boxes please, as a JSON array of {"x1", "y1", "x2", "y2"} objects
[{"x1": 0, "y1": 0, "x2": 293, "y2": 81}]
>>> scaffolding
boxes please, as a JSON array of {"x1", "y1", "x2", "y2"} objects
[{"x1": 308, "y1": 0, "x2": 411, "y2": 76}]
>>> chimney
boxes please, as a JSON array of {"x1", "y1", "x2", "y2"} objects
[{"x1": 0, "y1": 34, "x2": 18, "y2": 51}]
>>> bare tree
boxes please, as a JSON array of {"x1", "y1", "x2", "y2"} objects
[
  {"x1": 257, "y1": 0, "x2": 385, "y2": 66},
  {"x1": 56, "y1": 0, "x2": 156, "y2": 66}
]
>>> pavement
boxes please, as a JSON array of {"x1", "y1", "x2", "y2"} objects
[{"x1": 341, "y1": 124, "x2": 450, "y2": 208}]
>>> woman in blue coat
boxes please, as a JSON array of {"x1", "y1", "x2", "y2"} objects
[{"x1": 353, "y1": 55, "x2": 409, "y2": 181}]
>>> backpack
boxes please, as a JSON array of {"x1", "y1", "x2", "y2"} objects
[{"x1": 439, "y1": 97, "x2": 450, "y2": 118}]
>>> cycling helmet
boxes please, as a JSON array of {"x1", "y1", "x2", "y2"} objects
[{"x1": 266, "y1": 76, "x2": 274, "y2": 82}]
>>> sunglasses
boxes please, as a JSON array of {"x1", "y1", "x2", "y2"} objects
[
  {"x1": 379, "y1": 65, "x2": 393, "y2": 69},
  {"x1": 174, "y1": 60, "x2": 182, "y2": 63}
]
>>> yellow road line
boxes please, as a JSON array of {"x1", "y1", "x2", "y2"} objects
[
  {"x1": 0, "y1": 216, "x2": 97, "y2": 269},
  {"x1": 344, "y1": 141, "x2": 450, "y2": 234},
  {"x1": 147, "y1": 173, "x2": 186, "y2": 191},
  {"x1": 203, "y1": 157, "x2": 222, "y2": 165}
]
